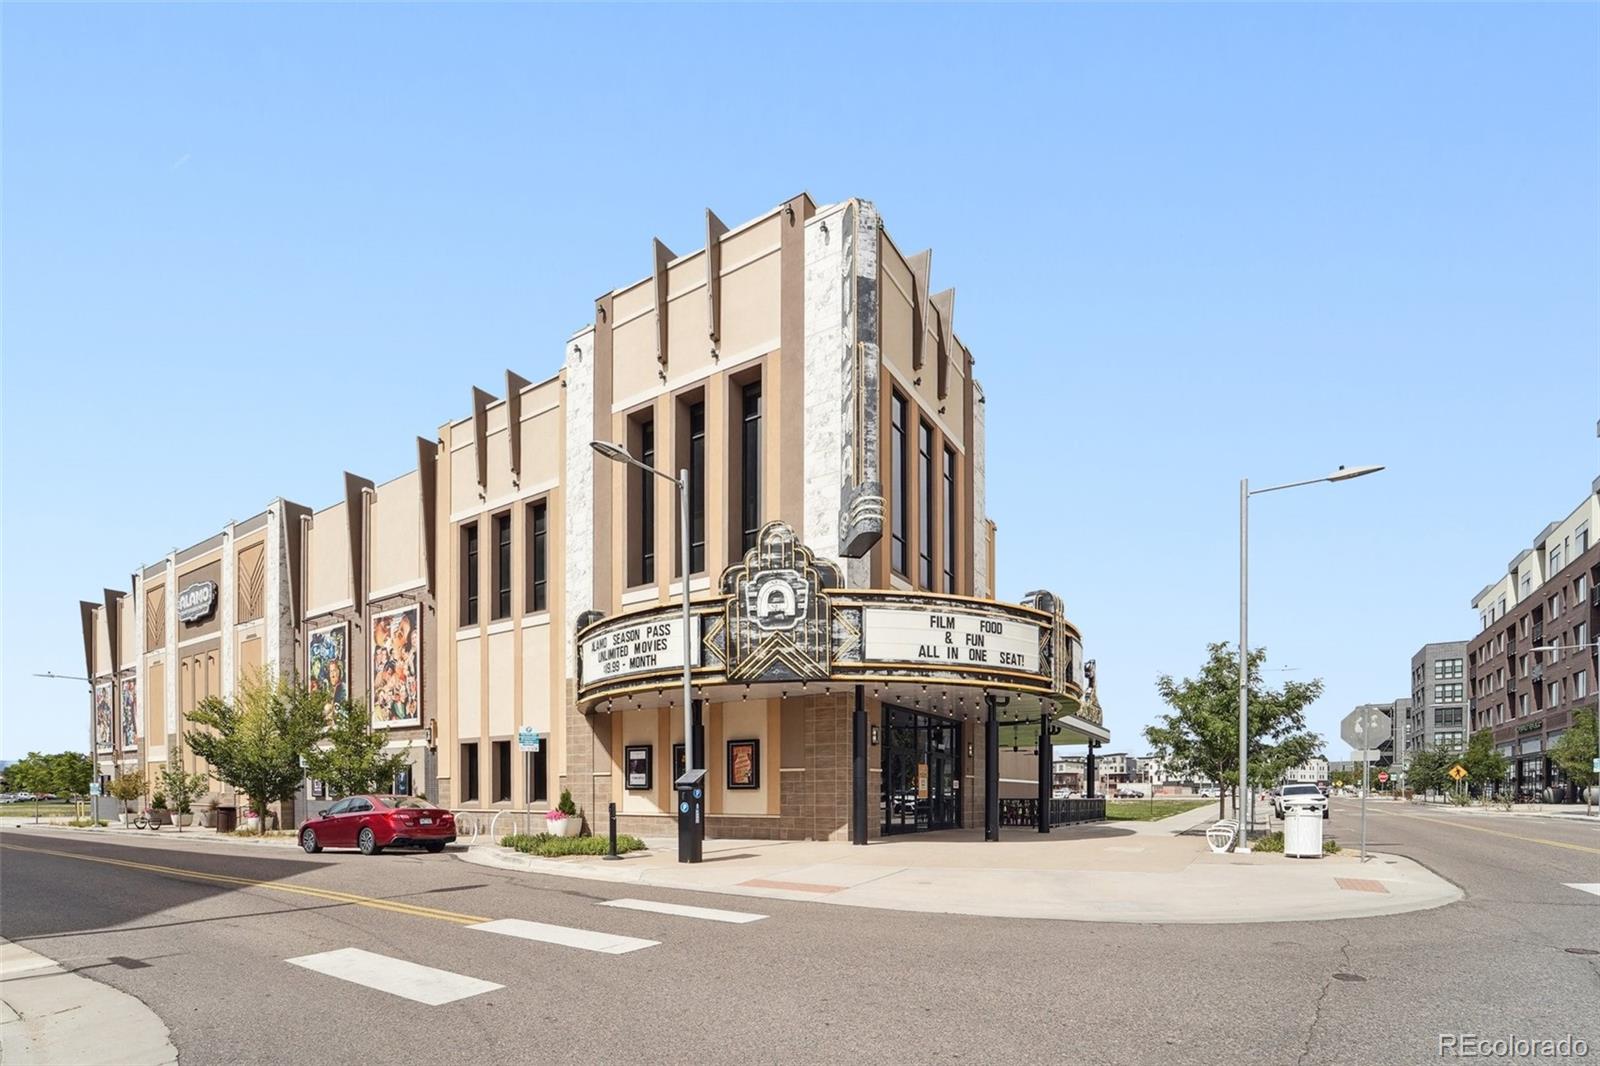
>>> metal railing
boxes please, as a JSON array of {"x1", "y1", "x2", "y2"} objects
[
  {"x1": 998, "y1": 796, "x2": 1107, "y2": 827},
  {"x1": 452, "y1": 808, "x2": 550, "y2": 845}
]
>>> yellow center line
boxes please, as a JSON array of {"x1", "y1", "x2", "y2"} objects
[
  {"x1": 1360, "y1": 807, "x2": 1600, "y2": 855},
  {"x1": 0, "y1": 842, "x2": 490, "y2": 925}
]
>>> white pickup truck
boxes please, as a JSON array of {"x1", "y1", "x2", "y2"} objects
[{"x1": 1274, "y1": 783, "x2": 1329, "y2": 820}]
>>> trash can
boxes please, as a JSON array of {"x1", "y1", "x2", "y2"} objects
[
  {"x1": 1283, "y1": 805, "x2": 1323, "y2": 858},
  {"x1": 214, "y1": 805, "x2": 238, "y2": 834}
]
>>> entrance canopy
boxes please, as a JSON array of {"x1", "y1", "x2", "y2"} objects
[{"x1": 575, "y1": 521, "x2": 1107, "y2": 746}]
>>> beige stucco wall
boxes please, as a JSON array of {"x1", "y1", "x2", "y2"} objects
[
  {"x1": 715, "y1": 698, "x2": 771, "y2": 817},
  {"x1": 617, "y1": 707, "x2": 665, "y2": 816},
  {"x1": 487, "y1": 627, "x2": 514, "y2": 737},
  {"x1": 369, "y1": 470, "x2": 424, "y2": 595},
  {"x1": 92, "y1": 606, "x2": 112, "y2": 677},
  {"x1": 304, "y1": 503, "x2": 351, "y2": 615},
  {"x1": 456, "y1": 633, "x2": 482, "y2": 741}
]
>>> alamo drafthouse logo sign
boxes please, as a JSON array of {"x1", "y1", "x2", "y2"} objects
[{"x1": 176, "y1": 580, "x2": 218, "y2": 623}]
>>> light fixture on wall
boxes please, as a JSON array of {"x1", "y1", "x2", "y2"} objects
[{"x1": 870, "y1": 725, "x2": 879, "y2": 746}]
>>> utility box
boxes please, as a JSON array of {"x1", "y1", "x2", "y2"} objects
[{"x1": 674, "y1": 769, "x2": 707, "y2": 864}]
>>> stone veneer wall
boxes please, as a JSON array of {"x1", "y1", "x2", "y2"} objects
[{"x1": 602, "y1": 695, "x2": 856, "y2": 842}]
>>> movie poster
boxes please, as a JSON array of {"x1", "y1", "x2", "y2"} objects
[
  {"x1": 307, "y1": 622, "x2": 349, "y2": 710},
  {"x1": 94, "y1": 682, "x2": 114, "y2": 754},
  {"x1": 370, "y1": 604, "x2": 421, "y2": 728},
  {"x1": 120, "y1": 677, "x2": 138, "y2": 752}
]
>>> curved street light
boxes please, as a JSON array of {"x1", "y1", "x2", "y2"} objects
[{"x1": 1239, "y1": 465, "x2": 1384, "y2": 849}]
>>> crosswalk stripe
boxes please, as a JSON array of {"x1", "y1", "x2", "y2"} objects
[
  {"x1": 598, "y1": 898, "x2": 768, "y2": 924},
  {"x1": 286, "y1": 948, "x2": 501, "y2": 1005},
  {"x1": 468, "y1": 918, "x2": 658, "y2": 954},
  {"x1": 1563, "y1": 883, "x2": 1600, "y2": 897}
]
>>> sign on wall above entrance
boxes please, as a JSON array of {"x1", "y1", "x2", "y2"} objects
[{"x1": 176, "y1": 580, "x2": 217, "y2": 623}]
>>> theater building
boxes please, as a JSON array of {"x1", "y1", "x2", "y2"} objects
[
  {"x1": 79, "y1": 192, "x2": 1107, "y2": 840},
  {"x1": 83, "y1": 502, "x2": 307, "y2": 811}
]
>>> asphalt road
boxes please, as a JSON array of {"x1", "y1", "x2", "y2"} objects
[{"x1": 1, "y1": 801, "x2": 1596, "y2": 1065}]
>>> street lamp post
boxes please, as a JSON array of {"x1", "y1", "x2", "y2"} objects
[
  {"x1": 1531, "y1": 640, "x2": 1600, "y2": 817},
  {"x1": 33, "y1": 671, "x2": 93, "y2": 824},
  {"x1": 1238, "y1": 465, "x2": 1383, "y2": 849},
  {"x1": 590, "y1": 441, "x2": 697, "y2": 859}
]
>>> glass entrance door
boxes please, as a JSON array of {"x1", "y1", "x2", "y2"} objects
[{"x1": 881, "y1": 705, "x2": 962, "y2": 834}]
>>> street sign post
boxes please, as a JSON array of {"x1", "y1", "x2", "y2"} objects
[
  {"x1": 517, "y1": 728, "x2": 542, "y2": 834},
  {"x1": 1448, "y1": 764, "x2": 1468, "y2": 782},
  {"x1": 1341, "y1": 708, "x2": 1392, "y2": 864}
]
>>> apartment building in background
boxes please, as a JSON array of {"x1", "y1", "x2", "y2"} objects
[
  {"x1": 1408, "y1": 640, "x2": 1469, "y2": 761},
  {"x1": 1468, "y1": 478, "x2": 1599, "y2": 800}
]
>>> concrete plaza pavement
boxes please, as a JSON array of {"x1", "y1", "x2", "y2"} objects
[{"x1": 463, "y1": 802, "x2": 1462, "y2": 922}]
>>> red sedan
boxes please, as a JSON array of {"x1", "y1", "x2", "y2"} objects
[{"x1": 299, "y1": 795, "x2": 455, "y2": 855}]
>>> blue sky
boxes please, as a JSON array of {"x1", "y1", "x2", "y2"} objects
[{"x1": 4, "y1": 4, "x2": 1596, "y2": 761}]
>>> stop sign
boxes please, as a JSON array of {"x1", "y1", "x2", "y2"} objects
[{"x1": 1377, "y1": 771, "x2": 1389, "y2": 783}]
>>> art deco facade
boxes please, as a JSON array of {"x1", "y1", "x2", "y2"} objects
[{"x1": 81, "y1": 193, "x2": 1106, "y2": 839}]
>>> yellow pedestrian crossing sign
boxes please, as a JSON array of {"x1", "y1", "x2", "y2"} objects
[{"x1": 1448, "y1": 764, "x2": 1468, "y2": 782}]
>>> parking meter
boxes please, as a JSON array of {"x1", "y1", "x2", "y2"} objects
[{"x1": 674, "y1": 768, "x2": 707, "y2": 863}]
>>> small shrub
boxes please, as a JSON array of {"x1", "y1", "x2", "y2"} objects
[
  {"x1": 500, "y1": 832, "x2": 645, "y2": 857},
  {"x1": 68, "y1": 818, "x2": 108, "y2": 828},
  {"x1": 151, "y1": 792, "x2": 168, "y2": 810},
  {"x1": 1447, "y1": 790, "x2": 1471, "y2": 807},
  {"x1": 1252, "y1": 831, "x2": 1285, "y2": 853},
  {"x1": 1323, "y1": 839, "x2": 1341, "y2": 854},
  {"x1": 556, "y1": 789, "x2": 578, "y2": 818}
]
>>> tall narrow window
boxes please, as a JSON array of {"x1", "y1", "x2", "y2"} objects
[
  {"x1": 740, "y1": 380, "x2": 762, "y2": 553},
  {"x1": 890, "y1": 392, "x2": 908, "y2": 575},
  {"x1": 460, "y1": 742, "x2": 480, "y2": 803},
  {"x1": 492, "y1": 740, "x2": 511, "y2": 803},
  {"x1": 492, "y1": 512, "x2": 511, "y2": 620},
  {"x1": 943, "y1": 446, "x2": 957, "y2": 593},
  {"x1": 688, "y1": 401, "x2": 706, "y2": 573},
  {"x1": 639, "y1": 419, "x2": 656, "y2": 585},
  {"x1": 918, "y1": 421, "x2": 934, "y2": 588},
  {"x1": 461, "y1": 523, "x2": 480, "y2": 626},
  {"x1": 526, "y1": 500, "x2": 548, "y2": 613},
  {"x1": 525, "y1": 746, "x2": 548, "y2": 804}
]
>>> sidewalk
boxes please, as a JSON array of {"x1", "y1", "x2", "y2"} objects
[
  {"x1": 1383, "y1": 799, "x2": 1599, "y2": 823},
  {"x1": 461, "y1": 803, "x2": 1461, "y2": 924},
  {"x1": 0, "y1": 939, "x2": 177, "y2": 1065}
]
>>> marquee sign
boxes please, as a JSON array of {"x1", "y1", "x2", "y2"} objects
[
  {"x1": 176, "y1": 580, "x2": 218, "y2": 623},
  {"x1": 859, "y1": 606, "x2": 1039, "y2": 673},
  {"x1": 576, "y1": 522, "x2": 1090, "y2": 720},
  {"x1": 580, "y1": 615, "x2": 701, "y2": 686}
]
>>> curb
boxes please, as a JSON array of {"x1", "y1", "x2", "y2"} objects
[
  {"x1": 457, "y1": 843, "x2": 1463, "y2": 924},
  {"x1": 0, "y1": 939, "x2": 178, "y2": 1065}
]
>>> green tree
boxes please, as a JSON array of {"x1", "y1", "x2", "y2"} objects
[
  {"x1": 1145, "y1": 642, "x2": 1324, "y2": 819},
  {"x1": 106, "y1": 768, "x2": 147, "y2": 820},
  {"x1": 303, "y1": 700, "x2": 410, "y2": 799},
  {"x1": 1406, "y1": 745, "x2": 1453, "y2": 796},
  {"x1": 185, "y1": 672, "x2": 325, "y2": 834},
  {"x1": 8, "y1": 751, "x2": 94, "y2": 799},
  {"x1": 1549, "y1": 706, "x2": 1597, "y2": 795},
  {"x1": 1461, "y1": 728, "x2": 1510, "y2": 798},
  {"x1": 158, "y1": 759, "x2": 211, "y2": 832}
]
